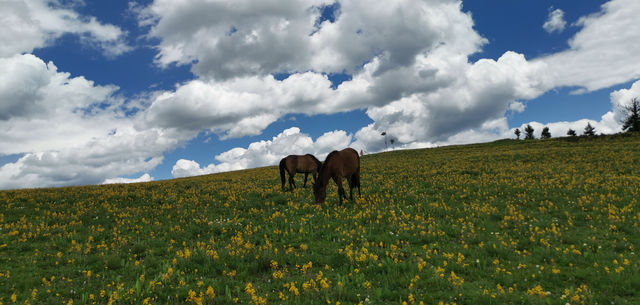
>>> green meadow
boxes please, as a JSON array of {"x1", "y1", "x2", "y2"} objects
[{"x1": 1, "y1": 134, "x2": 640, "y2": 304}]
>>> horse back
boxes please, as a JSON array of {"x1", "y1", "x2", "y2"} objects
[
  {"x1": 342, "y1": 148, "x2": 360, "y2": 174},
  {"x1": 284, "y1": 155, "x2": 294, "y2": 167},
  {"x1": 327, "y1": 148, "x2": 359, "y2": 177}
]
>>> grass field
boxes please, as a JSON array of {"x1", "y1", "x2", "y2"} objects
[{"x1": 1, "y1": 134, "x2": 640, "y2": 304}]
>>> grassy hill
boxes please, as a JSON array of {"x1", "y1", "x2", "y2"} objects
[{"x1": 1, "y1": 134, "x2": 640, "y2": 304}]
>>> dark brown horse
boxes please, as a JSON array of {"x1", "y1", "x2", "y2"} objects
[
  {"x1": 279, "y1": 154, "x2": 322, "y2": 192},
  {"x1": 313, "y1": 148, "x2": 361, "y2": 204}
]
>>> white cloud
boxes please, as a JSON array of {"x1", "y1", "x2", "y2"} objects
[
  {"x1": 353, "y1": 80, "x2": 639, "y2": 150},
  {"x1": 0, "y1": 124, "x2": 172, "y2": 189},
  {"x1": 0, "y1": 0, "x2": 131, "y2": 57},
  {"x1": 136, "y1": 0, "x2": 499, "y2": 142},
  {"x1": 171, "y1": 127, "x2": 352, "y2": 178},
  {"x1": 138, "y1": 0, "x2": 325, "y2": 79},
  {"x1": 514, "y1": 114, "x2": 619, "y2": 139},
  {"x1": 0, "y1": 146, "x2": 163, "y2": 190},
  {"x1": 350, "y1": 0, "x2": 640, "y2": 150},
  {"x1": 353, "y1": 51, "x2": 550, "y2": 147},
  {"x1": 103, "y1": 173, "x2": 154, "y2": 185},
  {"x1": 0, "y1": 54, "x2": 120, "y2": 153},
  {"x1": 0, "y1": 54, "x2": 187, "y2": 190},
  {"x1": 440, "y1": 117, "x2": 511, "y2": 145},
  {"x1": 171, "y1": 159, "x2": 212, "y2": 178},
  {"x1": 139, "y1": 0, "x2": 485, "y2": 80},
  {"x1": 139, "y1": 72, "x2": 336, "y2": 139},
  {"x1": 135, "y1": 0, "x2": 640, "y2": 148},
  {"x1": 538, "y1": 0, "x2": 640, "y2": 92},
  {"x1": 609, "y1": 79, "x2": 640, "y2": 123},
  {"x1": 543, "y1": 8, "x2": 567, "y2": 34},
  {"x1": 508, "y1": 101, "x2": 526, "y2": 113}
]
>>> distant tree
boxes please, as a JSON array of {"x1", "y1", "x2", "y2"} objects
[
  {"x1": 541, "y1": 127, "x2": 551, "y2": 139},
  {"x1": 381, "y1": 131, "x2": 387, "y2": 149},
  {"x1": 620, "y1": 97, "x2": 640, "y2": 132},
  {"x1": 567, "y1": 128, "x2": 577, "y2": 137},
  {"x1": 514, "y1": 128, "x2": 521, "y2": 140},
  {"x1": 524, "y1": 124, "x2": 535, "y2": 140},
  {"x1": 584, "y1": 123, "x2": 596, "y2": 136}
]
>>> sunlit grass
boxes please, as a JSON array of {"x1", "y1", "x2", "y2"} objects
[{"x1": 1, "y1": 134, "x2": 639, "y2": 304}]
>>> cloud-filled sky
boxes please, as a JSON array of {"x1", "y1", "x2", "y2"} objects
[{"x1": 1, "y1": 0, "x2": 639, "y2": 190}]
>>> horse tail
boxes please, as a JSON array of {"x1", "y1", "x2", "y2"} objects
[
  {"x1": 279, "y1": 158, "x2": 286, "y2": 191},
  {"x1": 353, "y1": 168, "x2": 360, "y2": 186},
  {"x1": 353, "y1": 149, "x2": 361, "y2": 194}
]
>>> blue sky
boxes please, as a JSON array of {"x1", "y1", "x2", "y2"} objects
[{"x1": 1, "y1": 0, "x2": 640, "y2": 189}]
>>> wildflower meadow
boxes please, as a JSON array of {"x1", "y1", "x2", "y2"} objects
[{"x1": 1, "y1": 134, "x2": 639, "y2": 304}]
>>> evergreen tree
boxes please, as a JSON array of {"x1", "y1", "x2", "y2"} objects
[
  {"x1": 567, "y1": 129, "x2": 577, "y2": 137},
  {"x1": 514, "y1": 128, "x2": 521, "y2": 140},
  {"x1": 524, "y1": 124, "x2": 535, "y2": 140},
  {"x1": 541, "y1": 127, "x2": 551, "y2": 139},
  {"x1": 621, "y1": 97, "x2": 640, "y2": 132},
  {"x1": 584, "y1": 123, "x2": 596, "y2": 136}
]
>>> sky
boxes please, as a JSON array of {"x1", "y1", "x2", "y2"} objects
[{"x1": 1, "y1": 0, "x2": 640, "y2": 190}]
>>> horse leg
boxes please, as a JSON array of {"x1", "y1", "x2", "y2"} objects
[
  {"x1": 303, "y1": 172, "x2": 309, "y2": 188},
  {"x1": 289, "y1": 172, "x2": 296, "y2": 192},
  {"x1": 280, "y1": 164, "x2": 286, "y2": 192},
  {"x1": 346, "y1": 176, "x2": 354, "y2": 200},
  {"x1": 333, "y1": 176, "x2": 346, "y2": 205}
]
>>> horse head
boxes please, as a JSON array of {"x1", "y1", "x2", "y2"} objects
[{"x1": 312, "y1": 181, "x2": 326, "y2": 204}]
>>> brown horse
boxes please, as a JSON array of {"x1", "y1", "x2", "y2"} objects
[
  {"x1": 313, "y1": 148, "x2": 361, "y2": 204},
  {"x1": 279, "y1": 154, "x2": 322, "y2": 192}
]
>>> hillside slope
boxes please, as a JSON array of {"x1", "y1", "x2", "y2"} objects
[{"x1": 1, "y1": 134, "x2": 639, "y2": 304}]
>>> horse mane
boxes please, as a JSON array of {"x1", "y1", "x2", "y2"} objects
[
  {"x1": 315, "y1": 151, "x2": 337, "y2": 186},
  {"x1": 323, "y1": 151, "x2": 340, "y2": 165},
  {"x1": 305, "y1": 154, "x2": 322, "y2": 168}
]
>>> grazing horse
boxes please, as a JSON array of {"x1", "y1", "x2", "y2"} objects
[
  {"x1": 313, "y1": 148, "x2": 361, "y2": 204},
  {"x1": 279, "y1": 154, "x2": 322, "y2": 192}
]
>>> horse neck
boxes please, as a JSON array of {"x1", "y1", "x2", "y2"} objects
[{"x1": 317, "y1": 164, "x2": 331, "y2": 188}]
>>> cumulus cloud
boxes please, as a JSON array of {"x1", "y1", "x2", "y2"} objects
[
  {"x1": 508, "y1": 101, "x2": 526, "y2": 113},
  {"x1": 139, "y1": 0, "x2": 485, "y2": 80},
  {"x1": 514, "y1": 113, "x2": 619, "y2": 139},
  {"x1": 0, "y1": 54, "x2": 188, "y2": 190},
  {"x1": 136, "y1": 0, "x2": 496, "y2": 142},
  {"x1": 538, "y1": 0, "x2": 640, "y2": 92},
  {"x1": 103, "y1": 173, "x2": 154, "y2": 185},
  {"x1": 139, "y1": 72, "x2": 336, "y2": 139},
  {"x1": 0, "y1": 0, "x2": 131, "y2": 57},
  {"x1": 351, "y1": 51, "x2": 551, "y2": 148},
  {"x1": 0, "y1": 124, "x2": 173, "y2": 190},
  {"x1": 171, "y1": 159, "x2": 216, "y2": 178},
  {"x1": 543, "y1": 8, "x2": 567, "y2": 34},
  {"x1": 171, "y1": 127, "x2": 352, "y2": 178},
  {"x1": 0, "y1": 54, "x2": 120, "y2": 153},
  {"x1": 0, "y1": 0, "x2": 152, "y2": 190},
  {"x1": 609, "y1": 80, "x2": 640, "y2": 122},
  {"x1": 351, "y1": 0, "x2": 640, "y2": 149}
]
